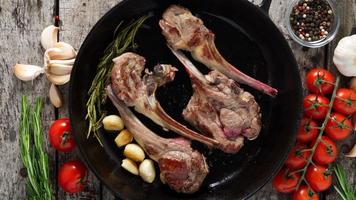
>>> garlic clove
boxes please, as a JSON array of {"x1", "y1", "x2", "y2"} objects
[
  {"x1": 46, "y1": 73, "x2": 71, "y2": 85},
  {"x1": 115, "y1": 129, "x2": 133, "y2": 148},
  {"x1": 49, "y1": 84, "x2": 63, "y2": 108},
  {"x1": 103, "y1": 115, "x2": 124, "y2": 131},
  {"x1": 45, "y1": 42, "x2": 76, "y2": 60},
  {"x1": 121, "y1": 158, "x2": 139, "y2": 175},
  {"x1": 345, "y1": 144, "x2": 356, "y2": 158},
  {"x1": 139, "y1": 159, "x2": 156, "y2": 183},
  {"x1": 124, "y1": 144, "x2": 145, "y2": 162},
  {"x1": 49, "y1": 58, "x2": 76, "y2": 66},
  {"x1": 47, "y1": 63, "x2": 72, "y2": 76},
  {"x1": 41, "y1": 25, "x2": 59, "y2": 50},
  {"x1": 13, "y1": 64, "x2": 44, "y2": 81}
]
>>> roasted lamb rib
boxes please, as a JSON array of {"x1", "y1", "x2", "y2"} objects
[
  {"x1": 159, "y1": 5, "x2": 278, "y2": 97},
  {"x1": 111, "y1": 52, "x2": 219, "y2": 147},
  {"x1": 107, "y1": 86, "x2": 208, "y2": 193},
  {"x1": 170, "y1": 48, "x2": 262, "y2": 153}
]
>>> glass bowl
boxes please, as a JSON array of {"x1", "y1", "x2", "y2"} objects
[{"x1": 285, "y1": 0, "x2": 340, "y2": 48}]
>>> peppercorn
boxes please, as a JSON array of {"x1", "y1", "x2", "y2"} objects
[{"x1": 290, "y1": 0, "x2": 334, "y2": 42}]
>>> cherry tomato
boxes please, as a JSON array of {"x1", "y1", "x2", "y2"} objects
[
  {"x1": 292, "y1": 185, "x2": 319, "y2": 200},
  {"x1": 297, "y1": 117, "x2": 319, "y2": 143},
  {"x1": 58, "y1": 160, "x2": 87, "y2": 193},
  {"x1": 285, "y1": 144, "x2": 311, "y2": 170},
  {"x1": 325, "y1": 113, "x2": 352, "y2": 140},
  {"x1": 306, "y1": 68, "x2": 335, "y2": 95},
  {"x1": 303, "y1": 95, "x2": 329, "y2": 120},
  {"x1": 305, "y1": 165, "x2": 332, "y2": 192},
  {"x1": 49, "y1": 118, "x2": 76, "y2": 152},
  {"x1": 272, "y1": 167, "x2": 301, "y2": 193},
  {"x1": 312, "y1": 136, "x2": 337, "y2": 165},
  {"x1": 333, "y1": 88, "x2": 356, "y2": 115}
]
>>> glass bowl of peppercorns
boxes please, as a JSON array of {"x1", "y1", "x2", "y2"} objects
[{"x1": 286, "y1": 0, "x2": 340, "y2": 48}]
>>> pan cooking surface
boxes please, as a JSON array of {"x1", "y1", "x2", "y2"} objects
[{"x1": 70, "y1": 0, "x2": 302, "y2": 199}]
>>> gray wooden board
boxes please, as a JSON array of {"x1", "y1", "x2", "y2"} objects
[{"x1": 0, "y1": 0, "x2": 355, "y2": 199}]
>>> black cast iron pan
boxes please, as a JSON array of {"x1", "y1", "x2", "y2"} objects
[{"x1": 69, "y1": 0, "x2": 302, "y2": 199}]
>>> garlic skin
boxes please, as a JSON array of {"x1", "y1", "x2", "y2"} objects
[
  {"x1": 46, "y1": 74, "x2": 71, "y2": 85},
  {"x1": 333, "y1": 35, "x2": 356, "y2": 77},
  {"x1": 13, "y1": 64, "x2": 44, "y2": 81},
  {"x1": 41, "y1": 25, "x2": 59, "y2": 50},
  {"x1": 45, "y1": 42, "x2": 76, "y2": 61},
  {"x1": 49, "y1": 84, "x2": 63, "y2": 108}
]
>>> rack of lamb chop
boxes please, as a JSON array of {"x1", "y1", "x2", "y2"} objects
[
  {"x1": 111, "y1": 52, "x2": 219, "y2": 147},
  {"x1": 107, "y1": 86, "x2": 208, "y2": 193},
  {"x1": 159, "y1": 5, "x2": 277, "y2": 97},
  {"x1": 169, "y1": 47, "x2": 262, "y2": 153}
]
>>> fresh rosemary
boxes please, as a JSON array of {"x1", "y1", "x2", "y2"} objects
[
  {"x1": 334, "y1": 164, "x2": 356, "y2": 200},
  {"x1": 19, "y1": 96, "x2": 53, "y2": 200},
  {"x1": 86, "y1": 16, "x2": 148, "y2": 144}
]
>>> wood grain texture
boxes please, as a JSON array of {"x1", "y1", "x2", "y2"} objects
[
  {"x1": 0, "y1": 0, "x2": 56, "y2": 199},
  {"x1": 58, "y1": 0, "x2": 121, "y2": 199}
]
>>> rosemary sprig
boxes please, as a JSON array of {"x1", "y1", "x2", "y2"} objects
[
  {"x1": 86, "y1": 15, "x2": 148, "y2": 144},
  {"x1": 19, "y1": 96, "x2": 53, "y2": 200},
  {"x1": 334, "y1": 164, "x2": 356, "y2": 200}
]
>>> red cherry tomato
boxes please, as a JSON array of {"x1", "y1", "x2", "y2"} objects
[
  {"x1": 333, "y1": 88, "x2": 356, "y2": 115},
  {"x1": 313, "y1": 136, "x2": 337, "y2": 165},
  {"x1": 58, "y1": 160, "x2": 87, "y2": 193},
  {"x1": 292, "y1": 185, "x2": 319, "y2": 200},
  {"x1": 49, "y1": 118, "x2": 76, "y2": 152},
  {"x1": 297, "y1": 117, "x2": 319, "y2": 143},
  {"x1": 325, "y1": 113, "x2": 352, "y2": 140},
  {"x1": 306, "y1": 68, "x2": 335, "y2": 95},
  {"x1": 305, "y1": 165, "x2": 332, "y2": 192},
  {"x1": 303, "y1": 95, "x2": 329, "y2": 120},
  {"x1": 285, "y1": 144, "x2": 311, "y2": 170},
  {"x1": 272, "y1": 167, "x2": 301, "y2": 193}
]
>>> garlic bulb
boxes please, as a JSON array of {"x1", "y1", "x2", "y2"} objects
[
  {"x1": 13, "y1": 64, "x2": 44, "y2": 81},
  {"x1": 41, "y1": 25, "x2": 59, "y2": 50},
  {"x1": 333, "y1": 35, "x2": 356, "y2": 77}
]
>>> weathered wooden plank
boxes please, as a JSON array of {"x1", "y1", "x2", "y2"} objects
[
  {"x1": 325, "y1": 1, "x2": 356, "y2": 200},
  {"x1": 58, "y1": 0, "x2": 121, "y2": 199},
  {"x1": 0, "y1": 0, "x2": 56, "y2": 199}
]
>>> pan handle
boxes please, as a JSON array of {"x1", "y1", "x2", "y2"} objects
[{"x1": 260, "y1": 0, "x2": 272, "y2": 13}]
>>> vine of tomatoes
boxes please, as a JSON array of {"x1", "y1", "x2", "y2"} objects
[{"x1": 273, "y1": 68, "x2": 355, "y2": 200}]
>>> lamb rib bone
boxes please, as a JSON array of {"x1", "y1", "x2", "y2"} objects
[
  {"x1": 106, "y1": 86, "x2": 209, "y2": 194},
  {"x1": 170, "y1": 47, "x2": 262, "y2": 153},
  {"x1": 159, "y1": 5, "x2": 278, "y2": 97},
  {"x1": 111, "y1": 52, "x2": 219, "y2": 147}
]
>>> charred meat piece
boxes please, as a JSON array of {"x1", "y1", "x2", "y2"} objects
[
  {"x1": 111, "y1": 52, "x2": 219, "y2": 147},
  {"x1": 170, "y1": 48, "x2": 262, "y2": 153},
  {"x1": 159, "y1": 5, "x2": 278, "y2": 97},
  {"x1": 107, "y1": 86, "x2": 209, "y2": 193}
]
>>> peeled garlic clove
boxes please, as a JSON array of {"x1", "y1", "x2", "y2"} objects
[
  {"x1": 103, "y1": 115, "x2": 124, "y2": 131},
  {"x1": 121, "y1": 158, "x2": 139, "y2": 175},
  {"x1": 115, "y1": 129, "x2": 133, "y2": 148},
  {"x1": 45, "y1": 42, "x2": 76, "y2": 60},
  {"x1": 139, "y1": 159, "x2": 156, "y2": 183},
  {"x1": 47, "y1": 63, "x2": 72, "y2": 76},
  {"x1": 49, "y1": 84, "x2": 63, "y2": 108},
  {"x1": 13, "y1": 64, "x2": 44, "y2": 81},
  {"x1": 345, "y1": 144, "x2": 356, "y2": 158},
  {"x1": 41, "y1": 25, "x2": 59, "y2": 50},
  {"x1": 46, "y1": 73, "x2": 70, "y2": 85},
  {"x1": 124, "y1": 144, "x2": 145, "y2": 162}
]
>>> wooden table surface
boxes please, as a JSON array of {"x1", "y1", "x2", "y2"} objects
[{"x1": 1, "y1": 0, "x2": 355, "y2": 199}]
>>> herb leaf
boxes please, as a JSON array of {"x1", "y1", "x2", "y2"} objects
[{"x1": 334, "y1": 164, "x2": 356, "y2": 200}]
